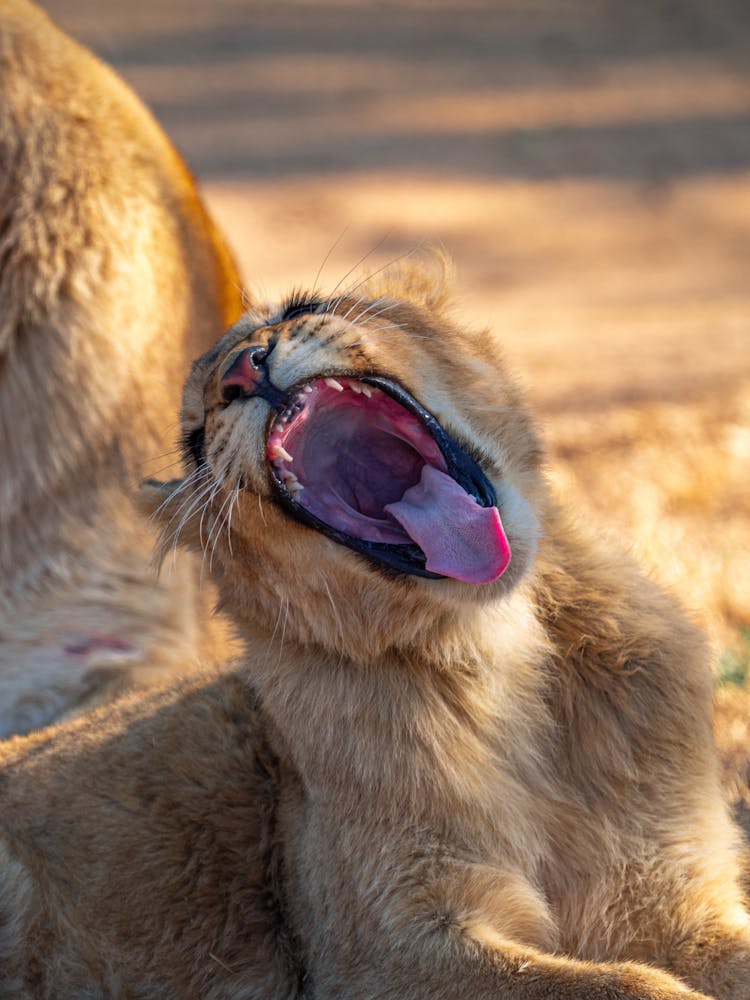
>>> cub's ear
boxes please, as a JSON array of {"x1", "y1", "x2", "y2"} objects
[
  {"x1": 137, "y1": 477, "x2": 204, "y2": 558},
  {"x1": 136, "y1": 478, "x2": 185, "y2": 524},
  {"x1": 360, "y1": 247, "x2": 455, "y2": 314}
]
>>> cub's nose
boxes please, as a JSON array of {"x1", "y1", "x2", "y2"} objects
[
  {"x1": 220, "y1": 346, "x2": 268, "y2": 402},
  {"x1": 218, "y1": 345, "x2": 289, "y2": 411}
]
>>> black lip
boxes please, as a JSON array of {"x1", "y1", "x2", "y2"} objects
[
  {"x1": 185, "y1": 426, "x2": 206, "y2": 468},
  {"x1": 270, "y1": 375, "x2": 497, "y2": 579}
]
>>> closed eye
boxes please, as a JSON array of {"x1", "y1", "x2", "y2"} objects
[{"x1": 281, "y1": 294, "x2": 322, "y2": 322}]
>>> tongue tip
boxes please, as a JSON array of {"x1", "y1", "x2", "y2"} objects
[
  {"x1": 424, "y1": 507, "x2": 512, "y2": 585},
  {"x1": 385, "y1": 466, "x2": 512, "y2": 586}
]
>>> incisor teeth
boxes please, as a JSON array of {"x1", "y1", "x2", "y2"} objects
[
  {"x1": 325, "y1": 377, "x2": 344, "y2": 392},
  {"x1": 271, "y1": 443, "x2": 294, "y2": 463}
]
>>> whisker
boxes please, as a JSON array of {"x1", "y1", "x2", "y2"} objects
[
  {"x1": 350, "y1": 300, "x2": 400, "y2": 328},
  {"x1": 469, "y1": 405, "x2": 522, "y2": 414},
  {"x1": 199, "y1": 479, "x2": 225, "y2": 579},
  {"x1": 325, "y1": 231, "x2": 393, "y2": 308},
  {"x1": 142, "y1": 445, "x2": 184, "y2": 466},
  {"x1": 150, "y1": 466, "x2": 212, "y2": 522},
  {"x1": 267, "y1": 594, "x2": 286, "y2": 658},
  {"x1": 311, "y1": 223, "x2": 351, "y2": 299},
  {"x1": 159, "y1": 468, "x2": 214, "y2": 526},
  {"x1": 163, "y1": 475, "x2": 218, "y2": 568},
  {"x1": 348, "y1": 296, "x2": 392, "y2": 327},
  {"x1": 208, "y1": 481, "x2": 238, "y2": 572},
  {"x1": 277, "y1": 594, "x2": 290, "y2": 664},
  {"x1": 322, "y1": 578, "x2": 344, "y2": 648},
  {"x1": 226, "y1": 480, "x2": 242, "y2": 557},
  {"x1": 142, "y1": 456, "x2": 189, "y2": 480},
  {"x1": 339, "y1": 292, "x2": 369, "y2": 323},
  {"x1": 332, "y1": 240, "x2": 426, "y2": 312}
]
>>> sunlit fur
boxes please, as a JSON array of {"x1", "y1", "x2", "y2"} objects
[
  {"x1": 2, "y1": 258, "x2": 750, "y2": 997},
  {"x1": 0, "y1": 0, "x2": 243, "y2": 737}
]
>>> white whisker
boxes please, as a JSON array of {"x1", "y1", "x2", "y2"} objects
[
  {"x1": 322, "y1": 578, "x2": 344, "y2": 648},
  {"x1": 311, "y1": 223, "x2": 351, "y2": 299},
  {"x1": 325, "y1": 232, "x2": 393, "y2": 307},
  {"x1": 257, "y1": 492, "x2": 268, "y2": 527},
  {"x1": 164, "y1": 476, "x2": 218, "y2": 569},
  {"x1": 226, "y1": 480, "x2": 242, "y2": 557},
  {"x1": 150, "y1": 466, "x2": 212, "y2": 523},
  {"x1": 206, "y1": 485, "x2": 234, "y2": 571}
]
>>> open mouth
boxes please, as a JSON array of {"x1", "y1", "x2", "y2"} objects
[{"x1": 267, "y1": 375, "x2": 511, "y2": 583}]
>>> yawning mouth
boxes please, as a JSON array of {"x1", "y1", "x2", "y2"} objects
[{"x1": 266, "y1": 375, "x2": 511, "y2": 583}]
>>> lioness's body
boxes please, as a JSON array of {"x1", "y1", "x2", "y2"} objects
[
  {"x1": 0, "y1": 0, "x2": 243, "y2": 736},
  {"x1": 2, "y1": 274, "x2": 750, "y2": 997}
]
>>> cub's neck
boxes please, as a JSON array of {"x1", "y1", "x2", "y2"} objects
[{"x1": 241, "y1": 584, "x2": 553, "y2": 822}]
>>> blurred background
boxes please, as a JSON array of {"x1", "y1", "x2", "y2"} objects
[{"x1": 43, "y1": 1, "x2": 750, "y2": 677}]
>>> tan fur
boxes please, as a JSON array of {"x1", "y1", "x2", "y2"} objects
[
  {"x1": 0, "y1": 0, "x2": 244, "y2": 737},
  {"x1": 2, "y1": 262, "x2": 750, "y2": 997}
]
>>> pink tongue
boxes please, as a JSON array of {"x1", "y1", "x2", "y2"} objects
[{"x1": 385, "y1": 465, "x2": 511, "y2": 584}]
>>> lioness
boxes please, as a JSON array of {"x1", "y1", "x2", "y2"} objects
[
  {"x1": 0, "y1": 0, "x2": 243, "y2": 736},
  {"x1": 1, "y1": 262, "x2": 749, "y2": 997}
]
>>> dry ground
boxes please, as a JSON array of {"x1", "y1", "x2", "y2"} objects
[{"x1": 42, "y1": 1, "x2": 750, "y2": 801}]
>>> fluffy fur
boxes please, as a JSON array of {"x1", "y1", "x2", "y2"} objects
[
  {"x1": 0, "y1": 0, "x2": 244, "y2": 737},
  {"x1": 1, "y1": 261, "x2": 750, "y2": 998}
]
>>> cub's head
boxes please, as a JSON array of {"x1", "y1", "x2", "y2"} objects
[{"x1": 142, "y1": 259, "x2": 548, "y2": 660}]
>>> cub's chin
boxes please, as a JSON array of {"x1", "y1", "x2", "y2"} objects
[{"x1": 140, "y1": 266, "x2": 545, "y2": 641}]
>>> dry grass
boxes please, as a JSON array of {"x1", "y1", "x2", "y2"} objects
[{"x1": 543, "y1": 380, "x2": 750, "y2": 658}]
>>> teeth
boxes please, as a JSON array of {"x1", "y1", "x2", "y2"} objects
[
  {"x1": 340, "y1": 379, "x2": 374, "y2": 398},
  {"x1": 325, "y1": 377, "x2": 344, "y2": 392},
  {"x1": 271, "y1": 443, "x2": 294, "y2": 463},
  {"x1": 303, "y1": 385, "x2": 313, "y2": 394},
  {"x1": 283, "y1": 471, "x2": 304, "y2": 498}
]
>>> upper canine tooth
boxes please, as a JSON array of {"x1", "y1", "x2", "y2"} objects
[
  {"x1": 271, "y1": 443, "x2": 294, "y2": 463},
  {"x1": 325, "y1": 377, "x2": 344, "y2": 392}
]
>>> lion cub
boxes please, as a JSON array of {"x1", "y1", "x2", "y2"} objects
[{"x1": 2, "y1": 264, "x2": 750, "y2": 998}]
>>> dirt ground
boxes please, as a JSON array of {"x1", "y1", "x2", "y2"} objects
[{"x1": 43, "y1": 2, "x2": 750, "y2": 703}]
